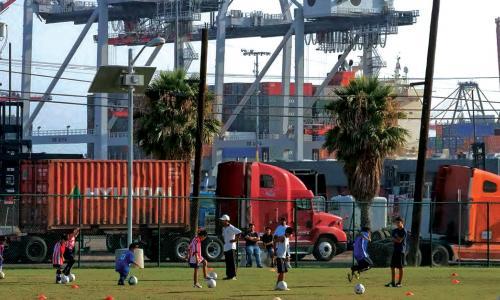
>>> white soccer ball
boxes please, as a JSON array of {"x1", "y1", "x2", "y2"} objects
[
  {"x1": 206, "y1": 278, "x2": 216, "y2": 288},
  {"x1": 208, "y1": 271, "x2": 218, "y2": 280},
  {"x1": 69, "y1": 274, "x2": 76, "y2": 282},
  {"x1": 354, "y1": 283, "x2": 366, "y2": 294},
  {"x1": 0, "y1": 271, "x2": 5, "y2": 279},
  {"x1": 276, "y1": 281, "x2": 288, "y2": 291},
  {"x1": 61, "y1": 275, "x2": 69, "y2": 284},
  {"x1": 128, "y1": 276, "x2": 138, "y2": 285}
]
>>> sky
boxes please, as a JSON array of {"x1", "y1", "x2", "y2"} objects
[{"x1": 1, "y1": 0, "x2": 500, "y2": 154}]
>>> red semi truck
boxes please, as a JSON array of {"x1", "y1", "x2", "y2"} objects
[{"x1": 216, "y1": 161, "x2": 347, "y2": 261}]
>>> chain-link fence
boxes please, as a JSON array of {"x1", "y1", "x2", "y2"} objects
[{"x1": 0, "y1": 194, "x2": 498, "y2": 269}]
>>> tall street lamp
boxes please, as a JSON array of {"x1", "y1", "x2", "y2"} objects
[
  {"x1": 125, "y1": 37, "x2": 165, "y2": 246},
  {"x1": 241, "y1": 49, "x2": 270, "y2": 161}
]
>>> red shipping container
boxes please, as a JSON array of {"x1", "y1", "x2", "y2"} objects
[
  {"x1": 20, "y1": 160, "x2": 190, "y2": 230},
  {"x1": 329, "y1": 71, "x2": 355, "y2": 87},
  {"x1": 484, "y1": 136, "x2": 500, "y2": 153},
  {"x1": 261, "y1": 82, "x2": 282, "y2": 96},
  {"x1": 435, "y1": 125, "x2": 443, "y2": 137}
]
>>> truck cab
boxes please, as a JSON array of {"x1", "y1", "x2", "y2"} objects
[
  {"x1": 216, "y1": 161, "x2": 347, "y2": 261},
  {"x1": 432, "y1": 165, "x2": 500, "y2": 262}
]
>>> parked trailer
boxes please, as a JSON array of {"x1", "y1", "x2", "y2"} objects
[{"x1": 3, "y1": 160, "x2": 224, "y2": 263}]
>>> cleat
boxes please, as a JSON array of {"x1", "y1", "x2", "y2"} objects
[
  {"x1": 193, "y1": 283, "x2": 203, "y2": 288},
  {"x1": 347, "y1": 273, "x2": 352, "y2": 282},
  {"x1": 385, "y1": 282, "x2": 396, "y2": 287}
]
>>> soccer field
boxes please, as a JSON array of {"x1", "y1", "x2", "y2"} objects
[{"x1": 0, "y1": 267, "x2": 498, "y2": 299}]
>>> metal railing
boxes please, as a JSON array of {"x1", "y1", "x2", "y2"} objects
[{"x1": 0, "y1": 194, "x2": 498, "y2": 269}]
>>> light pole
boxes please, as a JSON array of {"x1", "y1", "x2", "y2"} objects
[
  {"x1": 241, "y1": 49, "x2": 270, "y2": 161},
  {"x1": 125, "y1": 37, "x2": 165, "y2": 246}
]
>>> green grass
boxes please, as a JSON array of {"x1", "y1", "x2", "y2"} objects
[{"x1": 0, "y1": 267, "x2": 498, "y2": 299}]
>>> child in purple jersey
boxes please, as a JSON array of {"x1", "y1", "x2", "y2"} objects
[
  {"x1": 115, "y1": 243, "x2": 140, "y2": 285},
  {"x1": 348, "y1": 227, "x2": 373, "y2": 282}
]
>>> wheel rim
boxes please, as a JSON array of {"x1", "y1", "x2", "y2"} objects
[
  {"x1": 28, "y1": 242, "x2": 43, "y2": 259},
  {"x1": 206, "y1": 241, "x2": 222, "y2": 259},
  {"x1": 176, "y1": 241, "x2": 189, "y2": 259},
  {"x1": 433, "y1": 251, "x2": 445, "y2": 264},
  {"x1": 318, "y1": 241, "x2": 332, "y2": 258}
]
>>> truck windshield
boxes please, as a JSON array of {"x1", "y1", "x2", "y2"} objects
[{"x1": 312, "y1": 196, "x2": 326, "y2": 212}]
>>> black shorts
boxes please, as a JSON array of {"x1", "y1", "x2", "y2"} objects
[
  {"x1": 276, "y1": 258, "x2": 288, "y2": 274},
  {"x1": 357, "y1": 257, "x2": 373, "y2": 270},
  {"x1": 391, "y1": 251, "x2": 406, "y2": 268}
]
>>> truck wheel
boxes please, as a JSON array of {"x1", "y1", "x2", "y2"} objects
[
  {"x1": 106, "y1": 234, "x2": 121, "y2": 252},
  {"x1": 203, "y1": 237, "x2": 223, "y2": 262},
  {"x1": 24, "y1": 236, "x2": 48, "y2": 263},
  {"x1": 431, "y1": 245, "x2": 449, "y2": 266},
  {"x1": 171, "y1": 237, "x2": 190, "y2": 262},
  {"x1": 313, "y1": 237, "x2": 337, "y2": 261},
  {"x1": 371, "y1": 230, "x2": 385, "y2": 242}
]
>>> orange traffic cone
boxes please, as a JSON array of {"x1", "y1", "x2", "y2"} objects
[
  {"x1": 71, "y1": 284, "x2": 80, "y2": 289},
  {"x1": 405, "y1": 291, "x2": 415, "y2": 296},
  {"x1": 105, "y1": 296, "x2": 114, "y2": 300},
  {"x1": 37, "y1": 294, "x2": 48, "y2": 300},
  {"x1": 451, "y1": 272, "x2": 459, "y2": 277},
  {"x1": 452, "y1": 279, "x2": 460, "y2": 285}
]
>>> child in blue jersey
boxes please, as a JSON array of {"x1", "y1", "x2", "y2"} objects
[
  {"x1": 115, "y1": 243, "x2": 140, "y2": 285},
  {"x1": 348, "y1": 227, "x2": 373, "y2": 282}
]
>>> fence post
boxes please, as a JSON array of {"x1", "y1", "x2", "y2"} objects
[
  {"x1": 78, "y1": 193, "x2": 82, "y2": 268},
  {"x1": 157, "y1": 195, "x2": 161, "y2": 268},
  {"x1": 236, "y1": 197, "x2": 240, "y2": 268},
  {"x1": 458, "y1": 190, "x2": 462, "y2": 267},
  {"x1": 351, "y1": 201, "x2": 355, "y2": 267},
  {"x1": 487, "y1": 202, "x2": 490, "y2": 268},
  {"x1": 429, "y1": 199, "x2": 433, "y2": 268},
  {"x1": 294, "y1": 200, "x2": 298, "y2": 268}
]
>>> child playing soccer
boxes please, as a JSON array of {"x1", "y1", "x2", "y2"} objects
[
  {"x1": 115, "y1": 243, "x2": 140, "y2": 285},
  {"x1": 0, "y1": 237, "x2": 6, "y2": 274},
  {"x1": 52, "y1": 235, "x2": 67, "y2": 283},
  {"x1": 63, "y1": 228, "x2": 79, "y2": 276},
  {"x1": 188, "y1": 229, "x2": 210, "y2": 288},
  {"x1": 386, "y1": 217, "x2": 407, "y2": 288},
  {"x1": 274, "y1": 227, "x2": 293, "y2": 291},
  {"x1": 348, "y1": 227, "x2": 373, "y2": 282}
]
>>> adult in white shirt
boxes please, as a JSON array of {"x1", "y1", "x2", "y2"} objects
[{"x1": 220, "y1": 214, "x2": 242, "y2": 280}]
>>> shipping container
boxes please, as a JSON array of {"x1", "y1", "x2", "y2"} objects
[
  {"x1": 19, "y1": 160, "x2": 191, "y2": 231},
  {"x1": 484, "y1": 136, "x2": 500, "y2": 154}
]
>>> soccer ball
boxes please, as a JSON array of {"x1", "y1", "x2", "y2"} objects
[
  {"x1": 0, "y1": 271, "x2": 5, "y2": 279},
  {"x1": 69, "y1": 274, "x2": 76, "y2": 282},
  {"x1": 128, "y1": 276, "x2": 138, "y2": 285},
  {"x1": 206, "y1": 278, "x2": 216, "y2": 288},
  {"x1": 61, "y1": 275, "x2": 69, "y2": 284},
  {"x1": 208, "y1": 271, "x2": 218, "y2": 280},
  {"x1": 354, "y1": 283, "x2": 365, "y2": 294},
  {"x1": 276, "y1": 281, "x2": 288, "y2": 291}
]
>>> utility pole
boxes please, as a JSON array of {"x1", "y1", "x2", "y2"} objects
[
  {"x1": 191, "y1": 28, "x2": 208, "y2": 235},
  {"x1": 241, "y1": 49, "x2": 270, "y2": 161},
  {"x1": 410, "y1": 0, "x2": 440, "y2": 266}
]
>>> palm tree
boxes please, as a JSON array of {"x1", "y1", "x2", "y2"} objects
[
  {"x1": 323, "y1": 77, "x2": 408, "y2": 228},
  {"x1": 135, "y1": 69, "x2": 221, "y2": 160}
]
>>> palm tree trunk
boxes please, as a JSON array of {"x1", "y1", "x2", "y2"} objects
[{"x1": 358, "y1": 201, "x2": 371, "y2": 228}]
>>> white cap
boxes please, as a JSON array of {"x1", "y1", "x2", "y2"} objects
[{"x1": 219, "y1": 214, "x2": 230, "y2": 221}]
